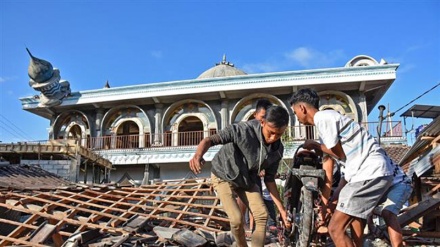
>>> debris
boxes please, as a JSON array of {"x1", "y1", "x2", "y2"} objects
[
  {"x1": 153, "y1": 226, "x2": 180, "y2": 241},
  {"x1": 172, "y1": 228, "x2": 207, "y2": 247},
  {"x1": 215, "y1": 231, "x2": 235, "y2": 247},
  {"x1": 0, "y1": 178, "x2": 230, "y2": 246}
]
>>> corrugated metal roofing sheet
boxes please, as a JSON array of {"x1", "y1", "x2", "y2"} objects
[
  {"x1": 412, "y1": 146, "x2": 440, "y2": 177},
  {"x1": 400, "y1": 104, "x2": 440, "y2": 119},
  {"x1": 401, "y1": 116, "x2": 440, "y2": 164}
]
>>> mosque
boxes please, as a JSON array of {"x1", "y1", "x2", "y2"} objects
[{"x1": 20, "y1": 52, "x2": 404, "y2": 184}]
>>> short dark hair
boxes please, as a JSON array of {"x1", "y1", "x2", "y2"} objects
[
  {"x1": 289, "y1": 88, "x2": 320, "y2": 109},
  {"x1": 265, "y1": 105, "x2": 289, "y2": 128},
  {"x1": 255, "y1": 99, "x2": 272, "y2": 112}
]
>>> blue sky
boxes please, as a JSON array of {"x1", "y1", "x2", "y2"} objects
[{"x1": 1, "y1": 0, "x2": 439, "y2": 144}]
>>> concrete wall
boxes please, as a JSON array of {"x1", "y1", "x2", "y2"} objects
[
  {"x1": 19, "y1": 159, "x2": 213, "y2": 185},
  {"x1": 20, "y1": 160, "x2": 72, "y2": 180}
]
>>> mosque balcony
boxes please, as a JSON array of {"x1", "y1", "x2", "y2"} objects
[{"x1": 83, "y1": 120, "x2": 405, "y2": 154}]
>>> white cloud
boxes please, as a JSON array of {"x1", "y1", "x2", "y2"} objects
[
  {"x1": 151, "y1": 50, "x2": 163, "y2": 59},
  {"x1": 0, "y1": 76, "x2": 18, "y2": 83},
  {"x1": 396, "y1": 64, "x2": 416, "y2": 74},
  {"x1": 385, "y1": 42, "x2": 430, "y2": 72},
  {"x1": 284, "y1": 47, "x2": 345, "y2": 69},
  {"x1": 284, "y1": 47, "x2": 313, "y2": 67},
  {"x1": 405, "y1": 43, "x2": 428, "y2": 53},
  {"x1": 240, "y1": 47, "x2": 346, "y2": 74}
]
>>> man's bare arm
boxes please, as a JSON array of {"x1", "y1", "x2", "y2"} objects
[
  {"x1": 189, "y1": 137, "x2": 212, "y2": 174},
  {"x1": 266, "y1": 181, "x2": 291, "y2": 228}
]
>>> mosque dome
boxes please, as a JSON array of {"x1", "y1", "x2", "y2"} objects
[{"x1": 197, "y1": 55, "x2": 247, "y2": 79}]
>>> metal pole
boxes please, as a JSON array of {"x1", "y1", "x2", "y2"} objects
[{"x1": 377, "y1": 105, "x2": 386, "y2": 145}]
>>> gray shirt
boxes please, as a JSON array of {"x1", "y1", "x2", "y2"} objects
[{"x1": 209, "y1": 119, "x2": 283, "y2": 190}]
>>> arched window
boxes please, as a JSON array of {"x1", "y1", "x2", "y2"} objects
[
  {"x1": 56, "y1": 113, "x2": 89, "y2": 140},
  {"x1": 232, "y1": 98, "x2": 278, "y2": 123},
  {"x1": 53, "y1": 111, "x2": 90, "y2": 147},
  {"x1": 115, "y1": 120, "x2": 140, "y2": 149},
  {"x1": 67, "y1": 125, "x2": 82, "y2": 140},
  {"x1": 162, "y1": 101, "x2": 217, "y2": 147},
  {"x1": 101, "y1": 106, "x2": 151, "y2": 149},
  {"x1": 178, "y1": 116, "x2": 203, "y2": 146}
]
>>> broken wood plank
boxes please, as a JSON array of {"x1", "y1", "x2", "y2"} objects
[
  {"x1": 29, "y1": 222, "x2": 57, "y2": 244},
  {"x1": 398, "y1": 197, "x2": 440, "y2": 227},
  {"x1": 402, "y1": 229, "x2": 440, "y2": 238}
]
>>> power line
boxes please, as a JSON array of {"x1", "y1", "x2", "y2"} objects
[
  {"x1": 392, "y1": 81, "x2": 440, "y2": 115},
  {"x1": 0, "y1": 114, "x2": 29, "y2": 136},
  {"x1": 0, "y1": 119, "x2": 29, "y2": 140},
  {"x1": 0, "y1": 125, "x2": 27, "y2": 141},
  {"x1": 0, "y1": 114, "x2": 30, "y2": 140}
]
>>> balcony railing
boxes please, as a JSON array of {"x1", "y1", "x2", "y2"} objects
[
  {"x1": 360, "y1": 121, "x2": 403, "y2": 138},
  {"x1": 82, "y1": 121, "x2": 404, "y2": 151}
]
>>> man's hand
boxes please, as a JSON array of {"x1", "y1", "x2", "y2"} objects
[
  {"x1": 303, "y1": 139, "x2": 320, "y2": 151},
  {"x1": 303, "y1": 139, "x2": 323, "y2": 156},
  {"x1": 279, "y1": 209, "x2": 292, "y2": 229},
  {"x1": 189, "y1": 156, "x2": 205, "y2": 174}
]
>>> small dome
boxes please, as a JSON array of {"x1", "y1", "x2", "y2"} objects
[
  {"x1": 197, "y1": 55, "x2": 247, "y2": 79},
  {"x1": 345, "y1": 55, "x2": 379, "y2": 67}
]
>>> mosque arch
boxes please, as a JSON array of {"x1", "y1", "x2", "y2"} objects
[
  {"x1": 162, "y1": 100, "x2": 218, "y2": 146},
  {"x1": 113, "y1": 119, "x2": 141, "y2": 148},
  {"x1": 64, "y1": 123, "x2": 86, "y2": 145},
  {"x1": 175, "y1": 115, "x2": 205, "y2": 146},
  {"x1": 318, "y1": 90, "x2": 359, "y2": 122},
  {"x1": 230, "y1": 94, "x2": 290, "y2": 124},
  {"x1": 101, "y1": 105, "x2": 151, "y2": 148},
  {"x1": 52, "y1": 110, "x2": 90, "y2": 146},
  {"x1": 292, "y1": 90, "x2": 360, "y2": 140}
]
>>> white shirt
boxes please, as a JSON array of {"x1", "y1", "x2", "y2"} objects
[{"x1": 314, "y1": 110, "x2": 393, "y2": 182}]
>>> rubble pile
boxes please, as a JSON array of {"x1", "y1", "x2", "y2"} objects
[{"x1": 0, "y1": 178, "x2": 240, "y2": 246}]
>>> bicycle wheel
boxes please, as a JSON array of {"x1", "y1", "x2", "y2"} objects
[{"x1": 295, "y1": 186, "x2": 314, "y2": 247}]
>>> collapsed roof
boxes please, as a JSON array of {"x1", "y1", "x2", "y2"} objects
[{"x1": 0, "y1": 169, "x2": 232, "y2": 246}]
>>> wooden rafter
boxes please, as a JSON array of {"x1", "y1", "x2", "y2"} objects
[{"x1": 0, "y1": 178, "x2": 229, "y2": 246}]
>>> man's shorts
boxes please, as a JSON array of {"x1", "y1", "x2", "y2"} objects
[
  {"x1": 374, "y1": 180, "x2": 413, "y2": 215},
  {"x1": 337, "y1": 175, "x2": 393, "y2": 219}
]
